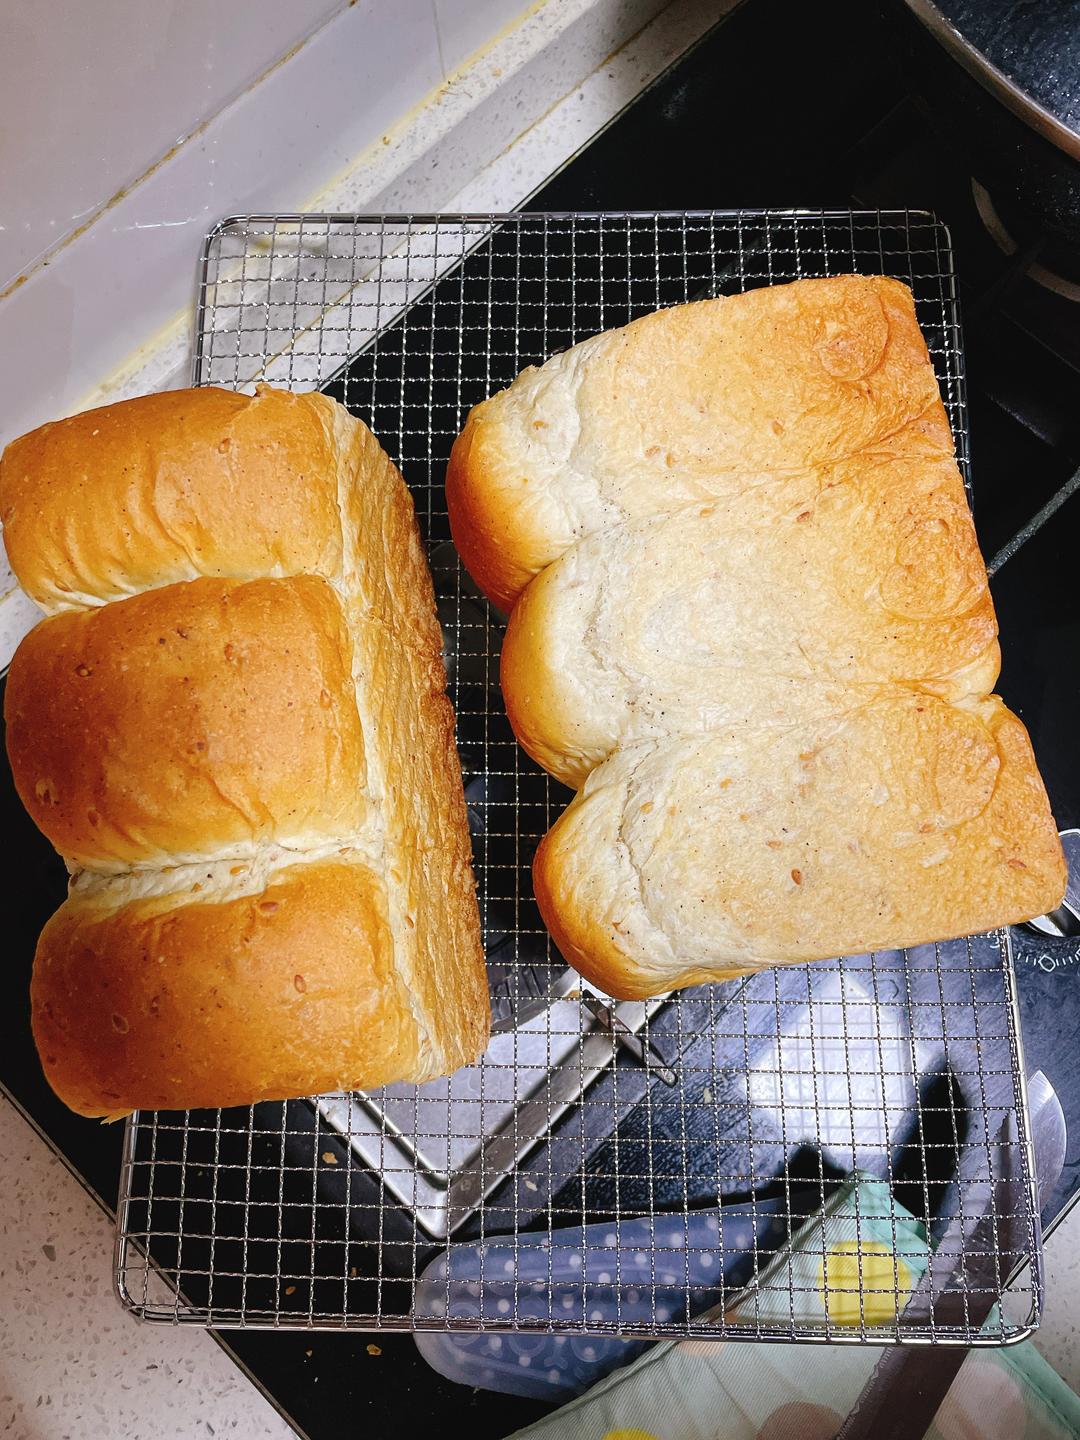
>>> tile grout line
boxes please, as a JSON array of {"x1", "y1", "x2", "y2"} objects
[{"x1": 0, "y1": 3, "x2": 356, "y2": 302}]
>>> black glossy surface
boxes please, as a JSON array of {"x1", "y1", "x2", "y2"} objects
[
  {"x1": 994, "y1": 489, "x2": 1080, "y2": 831},
  {"x1": 0, "y1": 728, "x2": 128, "y2": 1200},
  {"x1": 933, "y1": 0, "x2": 1080, "y2": 138},
  {"x1": 4, "y1": 0, "x2": 1080, "y2": 1435},
  {"x1": 891, "y1": 0, "x2": 1080, "y2": 260}
]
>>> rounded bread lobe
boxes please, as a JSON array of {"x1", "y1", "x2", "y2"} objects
[
  {"x1": 499, "y1": 438, "x2": 1003, "y2": 788},
  {"x1": 31, "y1": 861, "x2": 418, "y2": 1117},
  {"x1": 448, "y1": 276, "x2": 945, "y2": 610},
  {"x1": 5, "y1": 575, "x2": 368, "y2": 869},
  {"x1": 0, "y1": 386, "x2": 343, "y2": 613},
  {"x1": 534, "y1": 698, "x2": 1066, "y2": 1000}
]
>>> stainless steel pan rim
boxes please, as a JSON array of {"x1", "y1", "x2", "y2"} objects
[{"x1": 904, "y1": 0, "x2": 1080, "y2": 163}]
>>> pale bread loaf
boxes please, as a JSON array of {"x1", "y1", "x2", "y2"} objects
[
  {"x1": 2, "y1": 386, "x2": 488, "y2": 1115},
  {"x1": 447, "y1": 276, "x2": 1065, "y2": 998}
]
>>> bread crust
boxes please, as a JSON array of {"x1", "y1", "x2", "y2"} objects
[
  {"x1": 447, "y1": 276, "x2": 946, "y2": 610},
  {"x1": 32, "y1": 860, "x2": 419, "y2": 1117},
  {"x1": 450, "y1": 277, "x2": 1066, "y2": 997},
  {"x1": 5, "y1": 576, "x2": 368, "y2": 868},
  {"x1": 0, "y1": 387, "x2": 343, "y2": 612},
  {"x1": 2, "y1": 386, "x2": 488, "y2": 1113},
  {"x1": 534, "y1": 698, "x2": 1066, "y2": 999},
  {"x1": 501, "y1": 431, "x2": 1001, "y2": 789}
]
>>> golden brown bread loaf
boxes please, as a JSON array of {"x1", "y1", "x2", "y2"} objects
[
  {"x1": 447, "y1": 275, "x2": 1066, "y2": 999},
  {"x1": 2, "y1": 386, "x2": 488, "y2": 1115}
]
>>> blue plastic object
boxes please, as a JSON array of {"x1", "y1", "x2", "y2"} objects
[{"x1": 412, "y1": 1199, "x2": 792, "y2": 1401}]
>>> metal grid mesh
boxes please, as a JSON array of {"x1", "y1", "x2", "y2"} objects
[{"x1": 114, "y1": 211, "x2": 1042, "y2": 1343}]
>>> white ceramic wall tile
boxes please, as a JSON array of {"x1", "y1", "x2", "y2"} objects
[
  {"x1": 433, "y1": 0, "x2": 536, "y2": 76},
  {"x1": 76, "y1": 0, "x2": 701, "y2": 433},
  {"x1": 0, "y1": 0, "x2": 347, "y2": 289},
  {"x1": 0, "y1": 0, "x2": 444, "y2": 451},
  {"x1": 0, "y1": 1096, "x2": 297, "y2": 1439},
  {"x1": 77, "y1": 0, "x2": 714, "y2": 418}
]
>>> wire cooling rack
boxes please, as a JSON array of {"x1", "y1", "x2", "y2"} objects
[{"x1": 114, "y1": 211, "x2": 1043, "y2": 1343}]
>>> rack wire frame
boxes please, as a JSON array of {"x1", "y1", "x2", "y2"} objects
[{"x1": 114, "y1": 210, "x2": 1043, "y2": 1343}]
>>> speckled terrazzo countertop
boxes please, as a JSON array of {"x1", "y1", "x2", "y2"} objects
[{"x1": 0, "y1": 1097, "x2": 296, "y2": 1439}]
